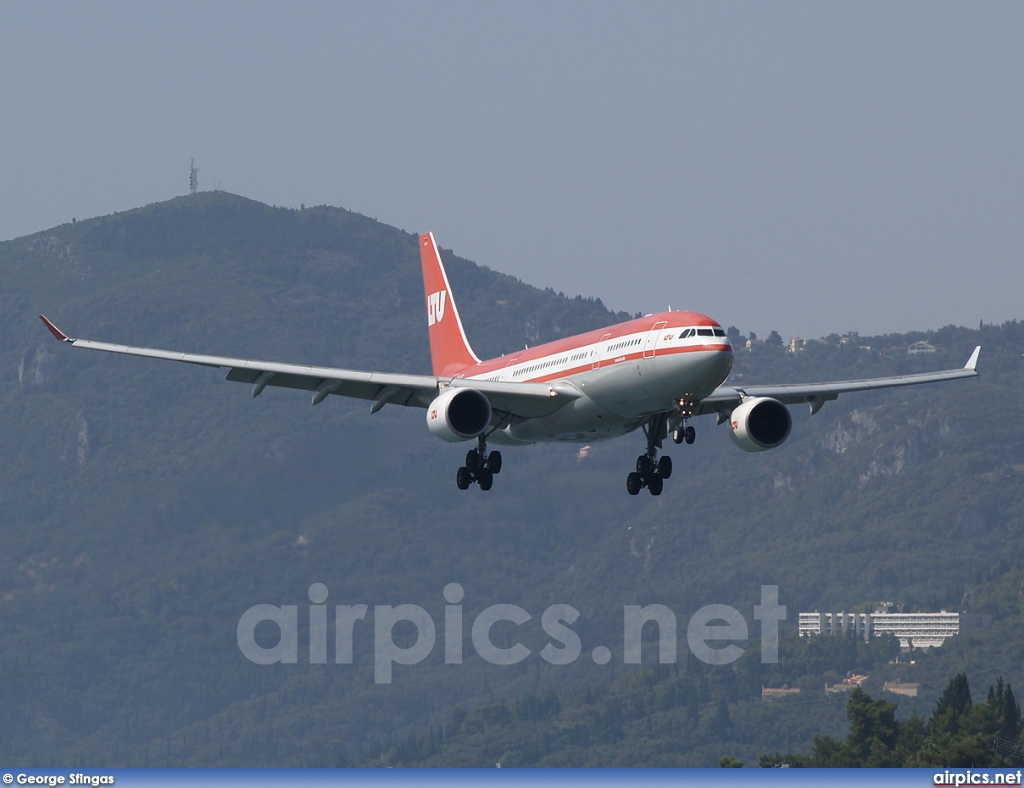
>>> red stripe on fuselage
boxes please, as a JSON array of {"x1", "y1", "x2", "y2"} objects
[
  {"x1": 449, "y1": 311, "x2": 722, "y2": 380},
  {"x1": 490, "y1": 343, "x2": 732, "y2": 384}
]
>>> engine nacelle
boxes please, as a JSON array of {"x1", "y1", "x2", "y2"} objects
[
  {"x1": 728, "y1": 397, "x2": 792, "y2": 452},
  {"x1": 426, "y1": 387, "x2": 492, "y2": 442}
]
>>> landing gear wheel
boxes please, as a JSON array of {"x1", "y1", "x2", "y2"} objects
[
  {"x1": 628, "y1": 412, "x2": 674, "y2": 496},
  {"x1": 674, "y1": 425, "x2": 696, "y2": 444},
  {"x1": 455, "y1": 435, "x2": 502, "y2": 490}
]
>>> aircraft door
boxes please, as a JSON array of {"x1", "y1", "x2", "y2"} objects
[
  {"x1": 643, "y1": 321, "x2": 668, "y2": 359},
  {"x1": 592, "y1": 333, "x2": 612, "y2": 370}
]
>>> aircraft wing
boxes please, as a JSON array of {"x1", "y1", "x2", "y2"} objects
[
  {"x1": 696, "y1": 346, "x2": 981, "y2": 418},
  {"x1": 38, "y1": 316, "x2": 579, "y2": 420}
]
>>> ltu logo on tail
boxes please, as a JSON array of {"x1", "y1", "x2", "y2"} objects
[{"x1": 427, "y1": 290, "x2": 447, "y2": 326}]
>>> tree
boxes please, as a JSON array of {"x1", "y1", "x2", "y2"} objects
[
  {"x1": 931, "y1": 673, "x2": 973, "y2": 736},
  {"x1": 1000, "y1": 684, "x2": 1020, "y2": 740},
  {"x1": 986, "y1": 677, "x2": 1021, "y2": 741},
  {"x1": 845, "y1": 688, "x2": 900, "y2": 766}
]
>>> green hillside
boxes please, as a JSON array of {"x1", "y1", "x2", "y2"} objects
[
  {"x1": 369, "y1": 567, "x2": 1024, "y2": 767},
  {"x1": 1, "y1": 192, "x2": 1022, "y2": 766}
]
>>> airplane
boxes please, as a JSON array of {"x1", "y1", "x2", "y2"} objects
[{"x1": 40, "y1": 232, "x2": 981, "y2": 496}]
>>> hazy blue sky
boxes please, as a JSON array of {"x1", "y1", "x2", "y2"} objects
[{"x1": 3, "y1": 2, "x2": 1022, "y2": 339}]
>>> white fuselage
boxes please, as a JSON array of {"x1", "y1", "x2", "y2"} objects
[{"x1": 455, "y1": 314, "x2": 734, "y2": 444}]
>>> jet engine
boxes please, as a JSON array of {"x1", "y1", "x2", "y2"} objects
[
  {"x1": 426, "y1": 388, "x2": 493, "y2": 442},
  {"x1": 727, "y1": 397, "x2": 792, "y2": 452}
]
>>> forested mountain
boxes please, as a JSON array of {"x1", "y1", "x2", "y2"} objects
[
  {"x1": 368, "y1": 568, "x2": 1024, "y2": 767},
  {"x1": 1, "y1": 192, "x2": 1022, "y2": 766}
]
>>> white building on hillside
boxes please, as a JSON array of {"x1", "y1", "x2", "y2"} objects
[{"x1": 798, "y1": 607, "x2": 959, "y2": 648}]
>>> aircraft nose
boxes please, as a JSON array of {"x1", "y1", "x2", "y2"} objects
[{"x1": 713, "y1": 343, "x2": 734, "y2": 375}]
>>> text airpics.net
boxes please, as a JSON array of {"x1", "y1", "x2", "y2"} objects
[
  {"x1": 934, "y1": 770, "x2": 1023, "y2": 786},
  {"x1": 236, "y1": 584, "x2": 786, "y2": 684}
]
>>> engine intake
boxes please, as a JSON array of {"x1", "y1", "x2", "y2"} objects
[
  {"x1": 728, "y1": 397, "x2": 792, "y2": 452},
  {"x1": 426, "y1": 388, "x2": 492, "y2": 442}
]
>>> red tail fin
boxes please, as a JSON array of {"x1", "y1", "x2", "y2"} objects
[{"x1": 419, "y1": 233, "x2": 481, "y2": 377}]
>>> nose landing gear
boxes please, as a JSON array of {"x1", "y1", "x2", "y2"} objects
[
  {"x1": 673, "y1": 424, "x2": 696, "y2": 445},
  {"x1": 672, "y1": 398, "x2": 697, "y2": 444}
]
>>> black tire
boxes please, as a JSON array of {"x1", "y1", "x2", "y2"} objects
[
  {"x1": 478, "y1": 469, "x2": 494, "y2": 491},
  {"x1": 488, "y1": 450, "x2": 502, "y2": 474},
  {"x1": 466, "y1": 449, "x2": 480, "y2": 473},
  {"x1": 658, "y1": 455, "x2": 672, "y2": 479},
  {"x1": 684, "y1": 425, "x2": 696, "y2": 444},
  {"x1": 636, "y1": 454, "x2": 651, "y2": 476},
  {"x1": 626, "y1": 472, "x2": 642, "y2": 495},
  {"x1": 672, "y1": 428, "x2": 684, "y2": 444},
  {"x1": 648, "y1": 474, "x2": 664, "y2": 496},
  {"x1": 456, "y1": 467, "x2": 471, "y2": 490}
]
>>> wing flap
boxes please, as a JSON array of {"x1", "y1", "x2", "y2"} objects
[
  {"x1": 451, "y1": 378, "x2": 581, "y2": 419},
  {"x1": 228, "y1": 367, "x2": 443, "y2": 408}
]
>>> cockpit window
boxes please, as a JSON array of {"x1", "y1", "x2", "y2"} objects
[
  {"x1": 713, "y1": 328, "x2": 726, "y2": 337},
  {"x1": 697, "y1": 328, "x2": 713, "y2": 337}
]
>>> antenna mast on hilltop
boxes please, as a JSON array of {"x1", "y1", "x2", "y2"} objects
[{"x1": 189, "y1": 158, "x2": 199, "y2": 195}]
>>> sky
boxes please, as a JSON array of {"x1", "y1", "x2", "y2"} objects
[{"x1": 2, "y1": 2, "x2": 1022, "y2": 340}]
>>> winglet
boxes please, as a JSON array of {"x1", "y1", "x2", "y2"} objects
[
  {"x1": 39, "y1": 315, "x2": 71, "y2": 342},
  {"x1": 965, "y1": 345, "x2": 981, "y2": 371}
]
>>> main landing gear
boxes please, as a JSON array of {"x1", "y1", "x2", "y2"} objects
[
  {"x1": 626, "y1": 404, "x2": 696, "y2": 496},
  {"x1": 456, "y1": 435, "x2": 502, "y2": 491}
]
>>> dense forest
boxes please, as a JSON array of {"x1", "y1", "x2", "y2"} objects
[
  {"x1": 1, "y1": 192, "x2": 1022, "y2": 766},
  {"x1": 362, "y1": 569, "x2": 1024, "y2": 767},
  {"x1": 760, "y1": 673, "x2": 1023, "y2": 768}
]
